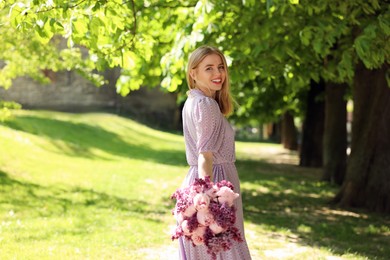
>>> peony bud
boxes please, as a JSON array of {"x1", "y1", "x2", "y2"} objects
[
  {"x1": 216, "y1": 186, "x2": 239, "y2": 207},
  {"x1": 193, "y1": 193, "x2": 210, "y2": 211},
  {"x1": 183, "y1": 204, "x2": 197, "y2": 217},
  {"x1": 191, "y1": 226, "x2": 207, "y2": 246}
]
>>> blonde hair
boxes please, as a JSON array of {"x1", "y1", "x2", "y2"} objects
[{"x1": 186, "y1": 46, "x2": 233, "y2": 116}]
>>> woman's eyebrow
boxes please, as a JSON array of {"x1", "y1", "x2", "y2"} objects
[{"x1": 203, "y1": 63, "x2": 224, "y2": 67}]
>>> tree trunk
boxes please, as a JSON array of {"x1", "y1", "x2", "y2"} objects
[
  {"x1": 322, "y1": 82, "x2": 347, "y2": 185},
  {"x1": 281, "y1": 111, "x2": 298, "y2": 150},
  {"x1": 266, "y1": 121, "x2": 281, "y2": 143},
  {"x1": 334, "y1": 63, "x2": 390, "y2": 213},
  {"x1": 299, "y1": 80, "x2": 325, "y2": 167}
]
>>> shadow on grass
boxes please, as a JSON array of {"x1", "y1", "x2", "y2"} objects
[
  {"x1": 0, "y1": 169, "x2": 166, "y2": 223},
  {"x1": 2, "y1": 115, "x2": 186, "y2": 166},
  {"x1": 236, "y1": 159, "x2": 390, "y2": 259}
]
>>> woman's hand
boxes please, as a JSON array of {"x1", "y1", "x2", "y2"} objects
[{"x1": 198, "y1": 151, "x2": 213, "y2": 180}]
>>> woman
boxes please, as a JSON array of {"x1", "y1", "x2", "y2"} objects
[{"x1": 180, "y1": 46, "x2": 252, "y2": 259}]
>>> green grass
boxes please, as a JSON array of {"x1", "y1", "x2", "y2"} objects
[{"x1": 0, "y1": 110, "x2": 389, "y2": 259}]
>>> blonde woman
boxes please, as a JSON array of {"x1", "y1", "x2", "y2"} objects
[{"x1": 180, "y1": 46, "x2": 252, "y2": 259}]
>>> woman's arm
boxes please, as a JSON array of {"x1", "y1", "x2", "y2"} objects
[{"x1": 198, "y1": 151, "x2": 213, "y2": 180}]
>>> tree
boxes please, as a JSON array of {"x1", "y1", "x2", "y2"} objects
[
  {"x1": 299, "y1": 80, "x2": 325, "y2": 168},
  {"x1": 334, "y1": 62, "x2": 390, "y2": 212},
  {"x1": 281, "y1": 111, "x2": 298, "y2": 151},
  {"x1": 1, "y1": 0, "x2": 199, "y2": 93},
  {"x1": 322, "y1": 82, "x2": 347, "y2": 185}
]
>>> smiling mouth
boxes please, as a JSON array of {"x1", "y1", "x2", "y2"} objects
[{"x1": 212, "y1": 79, "x2": 222, "y2": 83}]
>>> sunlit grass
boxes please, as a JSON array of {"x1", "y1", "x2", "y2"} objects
[
  {"x1": 0, "y1": 110, "x2": 184, "y2": 259},
  {"x1": 0, "y1": 110, "x2": 389, "y2": 259}
]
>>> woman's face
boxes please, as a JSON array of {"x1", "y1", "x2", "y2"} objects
[{"x1": 190, "y1": 54, "x2": 226, "y2": 97}]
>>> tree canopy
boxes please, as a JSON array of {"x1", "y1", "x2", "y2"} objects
[{"x1": 1, "y1": 0, "x2": 388, "y2": 122}]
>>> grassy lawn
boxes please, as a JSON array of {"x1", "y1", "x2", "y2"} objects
[{"x1": 0, "y1": 110, "x2": 389, "y2": 259}]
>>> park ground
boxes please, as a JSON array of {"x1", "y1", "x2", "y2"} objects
[{"x1": 0, "y1": 110, "x2": 389, "y2": 259}]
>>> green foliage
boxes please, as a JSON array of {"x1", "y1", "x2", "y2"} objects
[
  {"x1": 1, "y1": 0, "x2": 389, "y2": 122},
  {"x1": 0, "y1": 3, "x2": 104, "y2": 89},
  {"x1": 0, "y1": 100, "x2": 22, "y2": 109},
  {"x1": 0, "y1": 100, "x2": 21, "y2": 122},
  {"x1": 2, "y1": 0, "x2": 198, "y2": 93},
  {"x1": 217, "y1": 0, "x2": 387, "y2": 119}
]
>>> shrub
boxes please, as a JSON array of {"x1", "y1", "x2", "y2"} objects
[{"x1": 0, "y1": 100, "x2": 22, "y2": 122}]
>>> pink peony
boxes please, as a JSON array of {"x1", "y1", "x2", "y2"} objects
[
  {"x1": 181, "y1": 220, "x2": 192, "y2": 236},
  {"x1": 193, "y1": 193, "x2": 210, "y2": 211},
  {"x1": 197, "y1": 209, "x2": 214, "y2": 226},
  {"x1": 174, "y1": 211, "x2": 184, "y2": 223},
  {"x1": 216, "y1": 186, "x2": 239, "y2": 207},
  {"x1": 209, "y1": 221, "x2": 227, "y2": 234},
  {"x1": 183, "y1": 204, "x2": 197, "y2": 217},
  {"x1": 191, "y1": 226, "x2": 207, "y2": 246}
]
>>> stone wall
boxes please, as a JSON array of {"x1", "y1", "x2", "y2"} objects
[
  {"x1": 0, "y1": 71, "x2": 117, "y2": 110},
  {"x1": 117, "y1": 86, "x2": 180, "y2": 130},
  {"x1": 0, "y1": 68, "x2": 179, "y2": 129}
]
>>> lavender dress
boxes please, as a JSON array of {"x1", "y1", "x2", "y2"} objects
[{"x1": 179, "y1": 89, "x2": 252, "y2": 260}]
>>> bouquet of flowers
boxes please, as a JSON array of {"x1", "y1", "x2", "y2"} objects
[{"x1": 171, "y1": 176, "x2": 243, "y2": 259}]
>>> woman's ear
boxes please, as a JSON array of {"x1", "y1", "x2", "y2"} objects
[{"x1": 189, "y1": 69, "x2": 196, "y2": 81}]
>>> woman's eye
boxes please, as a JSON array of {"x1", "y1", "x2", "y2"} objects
[
  {"x1": 218, "y1": 66, "x2": 225, "y2": 70},
  {"x1": 206, "y1": 67, "x2": 212, "y2": 71}
]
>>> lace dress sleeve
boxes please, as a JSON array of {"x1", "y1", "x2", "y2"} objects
[{"x1": 193, "y1": 97, "x2": 224, "y2": 153}]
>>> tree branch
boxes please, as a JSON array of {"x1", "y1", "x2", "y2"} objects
[
  {"x1": 35, "y1": 0, "x2": 87, "y2": 14},
  {"x1": 130, "y1": 0, "x2": 137, "y2": 37},
  {"x1": 112, "y1": 0, "x2": 137, "y2": 53}
]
